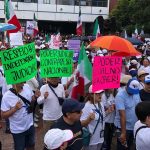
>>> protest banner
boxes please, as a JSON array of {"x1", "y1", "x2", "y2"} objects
[
  {"x1": 40, "y1": 50, "x2": 73, "y2": 77},
  {"x1": 92, "y1": 56, "x2": 122, "y2": 92},
  {"x1": 10, "y1": 32, "x2": 23, "y2": 46},
  {"x1": 67, "y1": 40, "x2": 81, "y2": 61},
  {"x1": 49, "y1": 34, "x2": 61, "y2": 49},
  {"x1": 1, "y1": 43, "x2": 37, "y2": 84},
  {"x1": 26, "y1": 21, "x2": 34, "y2": 35}
]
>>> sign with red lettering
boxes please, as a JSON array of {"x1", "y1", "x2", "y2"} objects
[{"x1": 92, "y1": 56, "x2": 122, "y2": 92}]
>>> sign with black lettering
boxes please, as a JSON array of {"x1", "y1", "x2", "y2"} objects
[
  {"x1": 1, "y1": 43, "x2": 37, "y2": 84},
  {"x1": 40, "y1": 50, "x2": 73, "y2": 77},
  {"x1": 92, "y1": 56, "x2": 122, "y2": 92}
]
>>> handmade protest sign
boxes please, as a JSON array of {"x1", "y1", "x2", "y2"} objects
[
  {"x1": 40, "y1": 50, "x2": 73, "y2": 77},
  {"x1": 1, "y1": 43, "x2": 37, "y2": 84},
  {"x1": 92, "y1": 56, "x2": 122, "y2": 92},
  {"x1": 10, "y1": 32, "x2": 23, "y2": 46},
  {"x1": 67, "y1": 40, "x2": 80, "y2": 62}
]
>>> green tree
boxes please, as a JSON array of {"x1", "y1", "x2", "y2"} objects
[{"x1": 110, "y1": 0, "x2": 150, "y2": 34}]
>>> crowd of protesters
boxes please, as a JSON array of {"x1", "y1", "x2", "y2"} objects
[{"x1": 0, "y1": 33, "x2": 150, "y2": 150}]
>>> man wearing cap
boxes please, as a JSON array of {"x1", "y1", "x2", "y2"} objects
[
  {"x1": 138, "y1": 70, "x2": 149, "y2": 90},
  {"x1": 52, "y1": 99, "x2": 95, "y2": 150},
  {"x1": 118, "y1": 75, "x2": 132, "y2": 92},
  {"x1": 44, "y1": 129, "x2": 73, "y2": 150},
  {"x1": 140, "y1": 75, "x2": 150, "y2": 102},
  {"x1": 114, "y1": 79, "x2": 141, "y2": 150},
  {"x1": 37, "y1": 77, "x2": 65, "y2": 136}
]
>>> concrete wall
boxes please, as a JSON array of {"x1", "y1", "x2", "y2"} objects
[{"x1": 0, "y1": 1, "x2": 109, "y2": 22}]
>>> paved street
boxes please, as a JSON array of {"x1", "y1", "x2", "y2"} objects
[{"x1": 0, "y1": 112, "x2": 44, "y2": 150}]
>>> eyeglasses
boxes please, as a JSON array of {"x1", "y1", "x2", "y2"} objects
[{"x1": 146, "y1": 82, "x2": 150, "y2": 85}]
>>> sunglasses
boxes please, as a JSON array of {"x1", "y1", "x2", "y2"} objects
[{"x1": 146, "y1": 82, "x2": 150, "y2": 85}]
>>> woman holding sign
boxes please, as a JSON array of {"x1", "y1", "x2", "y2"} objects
[{"x1": 80, "y1": 85, "x2": 106, "y2": 150}]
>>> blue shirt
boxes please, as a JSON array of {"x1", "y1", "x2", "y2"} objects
[{"x1": 114, "y1": 89, "x2": 141, "y2": 130}]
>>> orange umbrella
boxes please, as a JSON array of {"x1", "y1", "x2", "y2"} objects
[
  {"x1": 111, "y1": 51, "x2": 141, "y2": 57},
  {"x1": 90, "y1": 35, "x2": 141, "y2": 56}
]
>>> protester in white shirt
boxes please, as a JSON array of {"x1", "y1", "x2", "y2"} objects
[
  {"x1": 1, "y1": 83, "x2": 40, "y2": 150},
  {"x1": 37, "y1": 77, "x2": 65, "y2": 136},
  {"x1": 139, "y1": 58, "x2": 150, "y2": 74},
  {"x1": 134, "y1": 101, "x2": 150, "y2": 150},
  {"x1": 137, "y1": 70, "x2": 149, "y2": 90},
  {"x1": 81, "y1": 85, "x2": 106, "y2": 150}
]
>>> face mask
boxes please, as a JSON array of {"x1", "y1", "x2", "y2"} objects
[{"x1": 48, "y1": 82, "x2": 58, "y2": 88}]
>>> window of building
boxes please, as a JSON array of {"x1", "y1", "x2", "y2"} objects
[
  {"x1": 75, "y1": 0, "x2": 93, "y2": 6},
  {"x1": 43, "y1": 0, "x2": 51, "y2": 4},
  {"x1": 57, "y1": 0, "x2": 74, "y2": 5},
  {"x1": 92, "y1": 0, "x2": 108, "y2": 7},
  {"x1": 16, "y1": 0, "x2": 38, "y2": 3}
]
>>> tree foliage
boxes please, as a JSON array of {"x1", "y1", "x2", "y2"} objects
[{"x1": 110, "y1": 0, "x2": 150, "y2": 34}]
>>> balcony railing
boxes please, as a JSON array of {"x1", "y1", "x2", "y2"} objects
[{"x1": 9, "y1": 0, "x2": 108, "y2": 7}]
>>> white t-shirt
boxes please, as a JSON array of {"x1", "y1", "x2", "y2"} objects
[
  {"x1": 1, "y1": 84, "x2": 34, "y2": 134},
  {"x1": 139, "y1": 66, "x2": 150, "y2": 74},
  {"x1": 37, "y1": 84, "x2": 65, "y2": 121},
  {"x1": 134, "y1": 120, "x2": 150, "y2": 150},
  {"x1": 101, "y1": 93, "x2": 115, "y2": 123},
  {"x1": 80, "y1": 101, "x2": 105, "y2": 145}
]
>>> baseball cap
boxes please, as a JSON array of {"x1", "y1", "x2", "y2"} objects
[
  {"x1": 126, "y1": 79, "x2": 140, "y2": 94},
  {"x1": 88, "y1": 85, "x2": 104, "y2": 94},
  {"x1": 144, "y1": 75, "x2": 150, "y2": 83},
  {"x1": 129, "y1": 68, "x2": 137, "y2": 77},
  {"x1": 44, "y1": 129, "x2": 73, "y2": 150},
  {"x1": 120, "y1": 75, "x2": 132, "y2": 84},
  {"x1": 102, "y1": 49, "x2": 108, "y2": 54},
  {"x1": 130, "y1": 59, "x2": 138, "y2": 65},
  {"x1": 62, "y1": 99, "x2": 85, "y2": 114},
  {"x1": 138, "y1": 70, "x2": 149, "y2": 77}
]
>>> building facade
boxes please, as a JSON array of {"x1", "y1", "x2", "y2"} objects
[{"x1": 0, "y1": 0, "x2": 110, "y2": 34}]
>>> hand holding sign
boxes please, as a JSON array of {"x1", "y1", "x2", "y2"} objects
[{"x1": 44, "y1": 92, "x2": 49, "y2": 99}]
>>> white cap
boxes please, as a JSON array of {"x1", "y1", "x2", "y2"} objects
[
  {"x1": 89, "y1": 85, "x2": 104, "y2": 94},
  {"x1": 40, "y1": 44, "x2": 46, "y2": 49},
  {"x1": 44, "y1": 129, "x2": 73, "y2": 150},
  {"x1": 102, "y1": 49, "x2": 108, "y2": 54},
  {"x1": 97, "y1": 50, "x2": 103, "y2": 56},
  {"x1": 130, "y1": 59, "x2": 138, "y2": 65},
  {"x1": 35, "y1": 45, "x2": 40, "y2": 49}
]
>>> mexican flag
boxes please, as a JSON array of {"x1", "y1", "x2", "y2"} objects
[
  {"x1": 33, "y1": 13, "x2": 39, "y2": 37},
  {"x1": 93, "y1": 18, "x2": 101, "y2": 38},
  {"x1": 76, "y1": 8, "x2": 82, "y2": 36},
  {"x1": 71, "y1": 44, "x2": 92, "y2": 100},
  {"x1": 4, "y1": 0, "x2": 21, "y2": 34}
]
